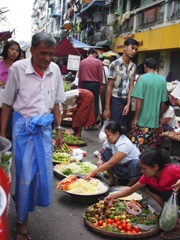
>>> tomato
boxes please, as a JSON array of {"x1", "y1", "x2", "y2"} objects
[
  {"x1": 112, "y1": 223, "x2": 118, "y2": 228},
  {"x1": 121, "y1": 223, "x2": 127, "y2": 230},
  {"x1": 116, "y1": 220, "x2": 121, "y2": 226},
  {"x1": 126, "y1": 226, "x2": 132, "y2": 232},
  {"x1": 120, "y1": 230, "x2": 126, "y2": 233},
  {"x1": 106, "y1": 218, "x2": 113, "y2": 224},
  {"x1": 98, "y1": 220, "x2": 103, "y2": 226},
  {"x1": 126, "y1": 231, "x2": 132, "y2": 234},
  {"x1": 113, "y1": 217, "x2": 119, "y2": 223},
  {"x1": 121, "y1": 220, "x2": 126, "y2": 224},
  {"x1": 133, "y1": 226, "x2": 140, "y2": 233},
  {"x1": 126, "y1": 218, "x2": 131, "y2": 223},
  {"x1": 126, "y1": 223, "x2": 132, "y2": 229},
  {"x1": 118, "y1": 225, "x2": 122, "y2": 231},
  {"x1": 131, "y1": 230, "x2": 138, "y2": 234}
]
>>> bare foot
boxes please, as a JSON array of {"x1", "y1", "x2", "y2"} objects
[{"x1": 73, "y1": 133, "x2": 81, "y2": 138}]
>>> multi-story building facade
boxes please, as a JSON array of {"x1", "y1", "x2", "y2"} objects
[{"x1": 31, "y1": 0, "x2": 180, "y2": 81}]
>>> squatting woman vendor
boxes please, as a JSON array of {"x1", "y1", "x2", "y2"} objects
[
  {"x1": 104, "y1": 147, "x2": 180, "y2": 208},
  {"x1": 86, "y1": 121, "x2": 142, "y2": 186}
]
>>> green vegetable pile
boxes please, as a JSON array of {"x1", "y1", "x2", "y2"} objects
[
  {"x1": 62, "y1": 133, "x2": 85, "y2": 145},
  {"x1": 52, "y1": 129, "x2": 86, "y2": 146},
  {"x1": 52, "y1": 153, "x2": 71, "y2": 163},
  {"x1": 64, "y1": 81, "x2": 71, "y2": 92},
  {"x1": 0, "y1": 152, "x2": 12, "y2": 175},
  {"x1": 57, "y1": 162, "x2": 96, "y2": 176},
  {"x1": 54, "y1": 143, "x2": 71, "y2": 154}
]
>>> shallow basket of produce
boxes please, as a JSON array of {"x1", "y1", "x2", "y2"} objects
[
  {"x1": 83, "y1": 198, "x2": 160, "y2": 238},
  {"x1": 84, "y1": 218, "x2": 160, "y2": 239},
  {"x1": 64, "y1": 137, "x2": 87, "y2": 147}
]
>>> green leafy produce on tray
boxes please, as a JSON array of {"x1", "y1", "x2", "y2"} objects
[
  {"x1": 54, "y1": 143, "x2": 71, "y2": 154},
  {"x1": 52, "y1": 129, "x2": 86, "y2": 146},
  {"x1": 54, "y1": 162, "x2": 96, "y2": 176},
  {"x1": 52, "y1": 153, "x2": 71, "y2": 163},
  {"x1": 62, "y1": 134, "x2": 86, "y2": 145}
]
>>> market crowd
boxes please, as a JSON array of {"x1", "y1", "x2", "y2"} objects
[{"x1": 0, "y1": 32, "x2": 180, "y2": 240}]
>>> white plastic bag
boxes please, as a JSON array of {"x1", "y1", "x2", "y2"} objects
[
  {"x1": 98, "y1": 120, "x2": 108, "y2": 142},
  {"x1": 159, "y1": 192, "x2": 178, "y2": 231}
]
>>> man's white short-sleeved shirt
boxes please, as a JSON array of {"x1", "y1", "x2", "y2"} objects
[{"x1": 1, "y1": 58, "x2": 66, "y2": 118}]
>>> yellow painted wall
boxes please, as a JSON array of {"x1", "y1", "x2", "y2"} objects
[{"x1": 113, "y1": 24, "x2": 180, "y2": 53}]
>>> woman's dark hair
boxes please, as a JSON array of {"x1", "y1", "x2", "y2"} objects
[
  {"x1": 139, "y1": 148, "x2": 170, "y2": 170},
  {"x1": 20, "y1": 50, "x2": 26, "y2": 59},
  {"x1": 2, "y1": 40, "x2": 21, "y2": 60},
  {"x1": 105, "y1": 121, "x2": 127, "y2": 135}
]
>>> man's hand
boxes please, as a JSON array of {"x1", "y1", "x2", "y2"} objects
[
  {"x1": 122, "y1": 105, "x2": 129, "y2": 116},
  {"x1": 103, "y1": 109, "x2": 110, "y2": 120},
  {"x1": 131, "y1": 119, "x2": 138, "y2": 130},
  {"x1": 54, "y1": 130, "x2": 63, "y2": 150}
]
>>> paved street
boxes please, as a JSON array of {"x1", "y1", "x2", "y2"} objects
[{"x1": 7, "y1": 127, "x2": 171, "y2": 240}]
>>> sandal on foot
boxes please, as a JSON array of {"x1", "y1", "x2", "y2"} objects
[{"x1": 13, "y1": 228, "x2": 32, "y2": 240}]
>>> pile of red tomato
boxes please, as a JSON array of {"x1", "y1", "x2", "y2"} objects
[{"x1": 93, "y1": 217, "x2": 141, "y2": 234}]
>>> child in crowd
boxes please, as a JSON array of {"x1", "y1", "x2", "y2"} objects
[
  {"x1": 85, "y1": 121, "x2": 142, "y2": 186},
  {"x1": 104, "y1": 147, "x2": 180, "y2": 208}
]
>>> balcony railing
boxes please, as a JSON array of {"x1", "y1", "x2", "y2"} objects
[
  {"x1": 115, "y1": 0, "x2": 180, "y2": 35},
  {"x1": 167, "y1": 0, "x2": 180, "y2": 21}
]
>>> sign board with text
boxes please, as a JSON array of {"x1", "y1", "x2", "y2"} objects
[{"x1": 67, "y1": 54, "x2": 81, "y2": 71}]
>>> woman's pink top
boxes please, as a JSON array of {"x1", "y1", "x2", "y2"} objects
[{"x1": 0, "y1": 60, "x2": 8, "y2": 84}]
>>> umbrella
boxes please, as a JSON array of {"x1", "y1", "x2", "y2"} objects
[
  {"x1": 54, "y1": 37, "x2": 92, "y2": 57},
  {"x1": 0, "y1": 31, "x2": 12, "y2": 42},
  {"x1": 101, "y1": 50, "x2": 118, "y2": 58}
]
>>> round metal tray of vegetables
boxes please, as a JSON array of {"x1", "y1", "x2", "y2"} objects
[{"x1": 83, "y1": 197, "x2": 160, "y2": 238}]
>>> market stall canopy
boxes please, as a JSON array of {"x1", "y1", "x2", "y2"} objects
[
  {"x1": 0, "y1": 31, "x2": 12, "y2": 42},
  {"x1": 54, "y1": 37, "x2": 93, "y2": 57}
]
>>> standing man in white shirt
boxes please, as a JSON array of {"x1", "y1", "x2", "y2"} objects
[{"x1": 0, "y1": 32, "x2": 66, "y2": 240}]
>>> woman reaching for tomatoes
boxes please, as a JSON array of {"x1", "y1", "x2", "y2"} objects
[{"x1": 104, "y1": 147, "x2": 180, "y2": 208}]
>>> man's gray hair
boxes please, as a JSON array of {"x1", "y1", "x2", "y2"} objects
[{"x1": 31, "y1": 32, "x2": 56, "y2": 48}]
